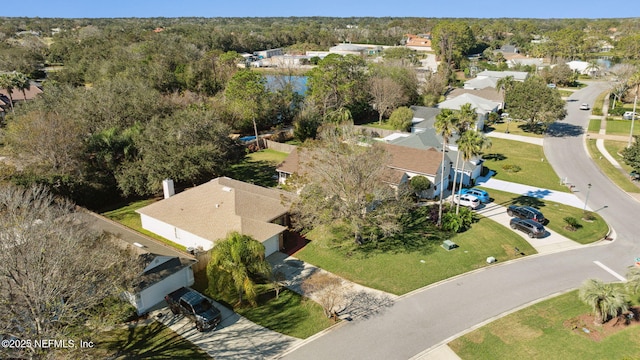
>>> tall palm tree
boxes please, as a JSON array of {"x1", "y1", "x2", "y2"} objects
[
  {"x1": 628, "y1": 71, "x2": 640, "y2": 99},
  {"x1": 0, "y1": 72, "x2": 15, "y2": 113},
  {"x1": 578, "y1": 278, "x2": 628, "y2": 325},
  {"x1": 12, "y1": 72, "x2": 31, "y2": 102},
  {"x1": 434, "y1": 109, "x2": 458, "y2": 227},
  {"x1": 207, "y1": 231, "x2": 272, "y2": 306},
  {"x1": 495, "y1": 75, "x2": 515, "y2": 106},
  {"x1": 450, "y1": 103, "x2": 476, "y2": 206},
  {"x1": 455, "y1": 130, "x2": 491, "y2": 214},
  {"x1": 585, "y1": 60, "x2": 601, "y2": 78}
]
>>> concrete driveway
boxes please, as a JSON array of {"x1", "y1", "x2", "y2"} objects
[{"x1": 152, "y1": 297, "x2": 300, "y2": 360}]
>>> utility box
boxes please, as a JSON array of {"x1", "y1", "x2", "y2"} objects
[{"x1": 442, "y1": 240, "x2": 458, "y2": 251}]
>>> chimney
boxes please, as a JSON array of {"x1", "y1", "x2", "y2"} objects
[{"x1": 162, "y1": 179, "x2": 175, "y2": 199}]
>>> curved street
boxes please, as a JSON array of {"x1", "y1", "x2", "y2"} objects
[{"x1": 281, "y1": 81, "x2": 640, "y2": 360}]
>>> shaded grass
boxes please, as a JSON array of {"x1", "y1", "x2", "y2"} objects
[
  {"x1": 449, "y1": 290, "x2": 640, "y2": 360},
  {"x1": 482, "y1": 138, "x2": 567, "y2": 192},
  {"x1": 101, "y1": 199, "x2": 186, "y2": 251},
  {"x1": 227, "y1": 149, "x2": 289, "y2": 187},
  {"x1": 478, "y1": 187, "x2": 608, "y2": 244},
  {"x1": 96, "y1": 322, "x2": 211, "y2": 359},
  {"x1": 606, "y1": 119, "x2": 640, "y2": 136},
  {"x1": 487, "y1": 121, "x2": 545, "y2": 138},
  {"x1": 586, "y1": 139, "x2": 639, "y2": 193},
  {"x1": 193, "y1": 271, "x2": 332, "y2": 339},
  {"x1": 295, "y1": 218, "x2": 536, "y2": 295}
]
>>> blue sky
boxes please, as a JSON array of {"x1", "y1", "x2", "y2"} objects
[{"x1": 3, "y1": 0, "x2": 639, "y2": 18}]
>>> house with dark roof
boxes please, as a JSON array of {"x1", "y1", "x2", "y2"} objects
[
  {"x1": 124, "y1": 254, "x2": 197, "y2": 315},
  {"x1": 136, "y1": 177, "x2": 290, "y2": 257}
]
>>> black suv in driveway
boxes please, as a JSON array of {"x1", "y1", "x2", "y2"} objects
[
  {"x1": 507, "y1": 205, "x2": 546, "y2": 224},
  {"x1": 510, "y1": 218, "x2": 546, "y2": 238}
]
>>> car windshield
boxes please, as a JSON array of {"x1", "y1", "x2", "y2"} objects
[{"x1": 193, "y1": 299, "x2": 212, "y2": 313}]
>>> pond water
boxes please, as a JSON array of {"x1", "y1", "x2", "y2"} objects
[{"x1": 265, "y1": 75, "x2": 308, "y2": 95}]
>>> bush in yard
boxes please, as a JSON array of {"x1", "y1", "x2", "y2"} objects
[
  {"x1": 502, "y1": 164, "x2": 521, "y2": 173},
  {"x1": 582, "y1": 211, "x2": 596, "y2": 221},
  {"x1": 388, "y1": 106, "x2": 413, "y2": 131},
  {"x1": 563, "y1": 216, "x2": 581, "y2": 231},
  {"x1": 442, "y1": 207, "x2": 474, "y2": 233},
  {"x1": 592, "y1": 107, "x2": 602, "y2": 116}
]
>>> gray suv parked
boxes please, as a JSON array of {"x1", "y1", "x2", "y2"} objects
[{"x1": 510, "y1": 218, "x2": 546, "y2": 238}]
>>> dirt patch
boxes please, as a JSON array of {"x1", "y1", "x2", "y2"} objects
[
  {"x1": 564, "y1": 306, "x2": 640, "y2": 342},
  {"x1": 492, "y1": 317, "x2": 543, "y2": 344}
]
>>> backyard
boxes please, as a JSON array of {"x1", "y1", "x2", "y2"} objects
[
  {"x1": 482, "y1": 138, "x2": 567, "y2": 192},
  {"x1": 449, "y1": 289, "x2": 640, "y2": 360}
]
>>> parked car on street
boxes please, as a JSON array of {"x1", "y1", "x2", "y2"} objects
[
  {"x1": 510, "y1": 218, "x2": 546, "y2": 238},
  {"x1": 623, "y1": 111, "x2": 638, "y2": 120},
  {"x1": 507, "y1": 205, "x2": 546, "y2": 224},
  {"x1": 453, "y1": 194, "x2": 481, "y2": 209},
  {"x1": 458, "y1": 188, "x2": 490, "y2": 203},
  {"x1": 165, "y1": 287, "x2": 222, "y2": 332},
  {"x1": 579, "y1": 103, "x2": 590, "y2": 110}
]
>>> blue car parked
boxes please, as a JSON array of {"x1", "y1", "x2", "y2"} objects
[{"x1": 457, "y1": 188, "x2": 490, "y2": 203}]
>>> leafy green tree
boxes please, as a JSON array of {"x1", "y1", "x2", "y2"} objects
[
  {"x1": 0, "y1": 72, "x2": 16, "y2": 112},
  {"x1": 116, "y1": 108, "x2": 244, "y2": 196},
  {"x1": 410, "y1": 175, "x2": 432, "y2": 198},
  {"x1": 616, "y1": 34, "x2": 640, "y2": 61},
  {"x1": 431, "y1": 20, "x2": 476, "y2": 71},
  {"x1": 382, "y1": 47, "x2": 419, "y2": 66},
  {"x1": 388, "y1": 106, "x2": 414, "y2": 131},
  {"x1": 579, "y1": 278, "x2": 628, "y2": 325},
  {"x1": 306, "y1": 54, "x2": 370, "y2": 121},
  {"x1": 434, "y1": 109, "x2": 459, "y2": 226},
  {"x1": 293, "y1": 105, "x2": 322, "y2": 142},
  {"x1": 224, "y1": 69, "x2": 270, "y2": 133},
  {"x1": 505, "y1": 76, "x2": 566, "y2": 132},
  {"x1": 622, "y1": 137, "x2": 640, "y2": 173},
  {"x1": 207, "y1": 232, "x2": 272, "y2": 306}
]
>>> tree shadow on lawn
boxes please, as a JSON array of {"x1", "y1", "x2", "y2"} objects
[
  {"x1": 225, "y1": 159, "x2": 278, "y2": 187},
  {"x1": 483, "y1": 153, "x2": 507, "y2": 161},
  {"x1": 495, "y1": 195, "x2": 546, "y2": 210}
]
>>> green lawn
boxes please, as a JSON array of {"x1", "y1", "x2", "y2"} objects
[
  {"x1": 482, "y1": 138, "x2": 567, "y2": 192},
  {"x1": 101, "y1": 199, "x2": 186, "y2": 251},
  {"x1": 604, "y1": 140, "x2": 636, "y2": 174},
  {"x1": 192, "y1": 272, "x2": 333, "y2": 339},
  {"x1": 478, "y1": 187, "x2": 609, "y2": 244},
  {"x1": 295, "y1": 218, "x2": 536, "y2": 296},
  {"x1": 365, "y1": 121, "x2": 396, "y2": 131},
  {"x1": 486, "y1": 121, "x2": 545, "y2": 138},
  {"x1": 587, "y1": 119, "x2": 601, "y2": 133},
  {"x1": 606, "y1": 119, "x2": 640, "y2": 136},
  {"x1": 449, "y1": 290, "x2": 640, "y2": 360},
  {"x1": 586, "y1": 139, "x2": 639, "y2": 193},
  {"x1": 96, "y1": 322, "x2": 212, "y2": 359},
  {"x1": 227, "y1": 149, "x2": 289, "y2": 187}
]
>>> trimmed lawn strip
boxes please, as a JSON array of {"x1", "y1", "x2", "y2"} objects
[
  {"x1": 586, "y1": 139, "x2": 639, "y2": 193},
  {"x1": 449, "y1": 290, "x2": 640, "y2": 360},
  {"x1": 96, "y1": 322, "x2": 212, "y2": 359},
  {"x1": 295, "y1": 219, "x2": 537, "y2": 296},
  {"x1": 478, "y1": 187, "x2": 608, "y2": 244},
  {"x1": 192, "y1": 272, "x2": 332, "y2": 339},
  {"x1": 587, "y1": 119, "x2": 601, "y2": 133},
  {"x1": 101, "y1": 199, "x2": 186, "y2": 252},
  {"x1": 606, "y1": 119, "x2": 640, "y2": 136},
  {"x1": 482, "y1": 138, "x2": 567, "y2": 192},
  {"x1": 486, "y1": 121, "x2": 545, "y2": 138}
]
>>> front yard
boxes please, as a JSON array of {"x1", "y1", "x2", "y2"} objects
[
  {"x1": 482, "y1": 138, "x2": 567, "y2": 192},
  {"x1": 295, "y1": 216, "x2": 536, "y2": 295},
  {"x1": 449, "y1": 289, "x2": 640, "y2": 360}
]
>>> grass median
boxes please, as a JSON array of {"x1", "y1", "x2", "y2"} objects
[{"x1": 477, "y1": 187, "x2": 608, "y2": 244}]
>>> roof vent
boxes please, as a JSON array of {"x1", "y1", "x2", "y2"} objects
[
  {"x1": 215, "y1": 204, "x2": 220, "y2": 208},
  {"x1": 222, "y1": 186, "x2": 232, "y2": 192}
]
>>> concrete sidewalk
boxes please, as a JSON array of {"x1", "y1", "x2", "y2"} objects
[{"x1": 485, "y1": 130, "x2": 544, "y2": 146}]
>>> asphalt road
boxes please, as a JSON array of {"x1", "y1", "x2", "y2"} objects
[{"x1": 281, "y1": 81, "x2": 639, "y2": 360}]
